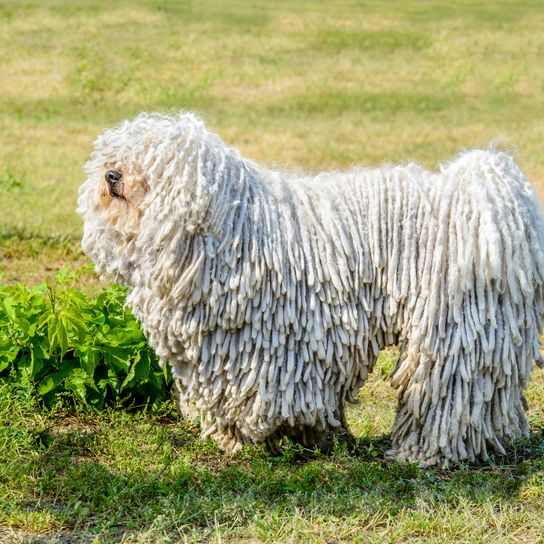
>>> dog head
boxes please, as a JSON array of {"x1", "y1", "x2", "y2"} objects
[
  {"x1": 79, "y1": 113, "x2": 197, "y2": 234},
  {"x1": 77, "y1": 112, "x2": 241, "y2": 284}
]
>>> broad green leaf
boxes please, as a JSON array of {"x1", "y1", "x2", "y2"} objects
[
  {"x1": 75, "y1": 346, "x2": 99, "y2": 377},
  {"x1": 37, "y1": 360, "x2": 74, "y2": 395},
  {"x1": 134, "y1": 351, "x2": 150, "y2": 381},
  {"x1": 0, "y1": 346, "x2": 19, "y2": 373},
  {"x1": 0, "y1": 275, "x2": 168, "y2": 410},
  {"x1": 102, "y1": 346, "x2": 131, "y2": 372},
  {"x1": 3, "y1": 297, "x2": 17, "y2": 321},
  {"x1": 29, "y1": 339, "x2": 45, "y2": 379}
]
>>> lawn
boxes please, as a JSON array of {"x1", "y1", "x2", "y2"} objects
[{"x1": 1, "y1": 0, "x2": 544, "y2": 542}]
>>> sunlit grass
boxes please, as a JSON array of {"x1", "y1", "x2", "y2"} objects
[
  {"x1": 1, "y1": 1, "x2": 544, "y2": 541},
  {"x1": 1, "y1": 357, "x2": 543, "y2": 543},
  {"x1": 1, "y1": 0, "x2": 544, "y2": 244}
]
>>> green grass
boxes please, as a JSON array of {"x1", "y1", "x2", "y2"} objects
[
  {"x1": 1, "y1": 354, "x2": 543, "y2": 544},
  {"x1": 313, "y1": 28, "x2": 432, "y2": 54},
  {"x1": 1, "y1": 0, "x2": 544, "y2": 541},
  {"x1": 1, "y1": 0, "x2": 544, "y2": 248}
]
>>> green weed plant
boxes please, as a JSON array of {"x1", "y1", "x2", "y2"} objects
[{"x1": 0, "y1": 268, "x2": 170, "y2": 410}]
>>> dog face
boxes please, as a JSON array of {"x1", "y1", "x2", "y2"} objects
[
  {"x1": 80, "y1": 112, "x2": 212, "y2": 230},
  {"x1": 93, "y1": 160, "x2": 149, "y2": 233},
  {"x1": 100, "y1": 167, "x2": 148, "y2": 209},
  {"x1": 79, "y1": 119, "x2": 156, "y2": 237},
  {"x1": 78, "y1": 112, "x2": 228, "y2": 283}
]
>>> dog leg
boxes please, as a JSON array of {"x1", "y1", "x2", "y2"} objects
[{"x1": 388, "y1": 331, "x2": 533, "y2": 467}]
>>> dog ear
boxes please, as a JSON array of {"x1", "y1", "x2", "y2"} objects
[{"x1": 138, "y1": 144, "x2": 223, "y2": 241}]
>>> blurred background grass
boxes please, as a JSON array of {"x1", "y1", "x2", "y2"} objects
[{"x1": 1, "y1": 0, "x2": 543, "y2": 251}]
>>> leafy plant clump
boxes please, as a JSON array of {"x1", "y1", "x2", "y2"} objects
[{"x1": 0, "y1": 268, "x2": 171, "y2": 410}]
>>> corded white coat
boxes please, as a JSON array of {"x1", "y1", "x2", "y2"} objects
[{"x1": 78, "y1": 113, "x2": 544, "y2": 466}]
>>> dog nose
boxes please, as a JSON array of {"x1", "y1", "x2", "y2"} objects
[{"x1": 105, "y1": 169, "x2": 122, "y2": 185}]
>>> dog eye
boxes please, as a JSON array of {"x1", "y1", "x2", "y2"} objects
[{"x1": 105, "y1": 169, "x2": 122, "y2": 184}]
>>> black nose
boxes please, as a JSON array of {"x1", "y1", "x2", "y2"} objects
[{"x1": 105, "y1": 169, "x2": 122, "y2": 184}]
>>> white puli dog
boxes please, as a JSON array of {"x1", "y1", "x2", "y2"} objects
[{"x1": 78, "y1": 112, "x2": 544, "y2": 467}]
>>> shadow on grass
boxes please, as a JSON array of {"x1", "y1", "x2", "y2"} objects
[
  {"x1": 15, "y1": 419, "x2": 544, "y2": 539},
  {"x1": 0, "y1": 231, "x2": 83, "y2": 261}
]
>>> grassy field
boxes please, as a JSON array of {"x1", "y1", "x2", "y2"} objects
[
  {"x1": 2, "y1": 0, "x2": 544, "y2": 284},
  {"x1": 1, "y1": 0, "x2": 544, "y2": 542},
  {"x1": 2, "y1": 353, "x2": 543, "y2": 544}
]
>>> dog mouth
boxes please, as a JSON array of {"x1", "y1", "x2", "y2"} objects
[
  {"x1": 109, "y1": 182, "x2": 125, "y2": 199},
  {"x1": 105, "y1": 169, "x2": 125, "y2": 199}
]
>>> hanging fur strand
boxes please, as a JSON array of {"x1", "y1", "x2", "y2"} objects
[{"x1": 78, "y1": 112, "x2": 544, "y2": 467}]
